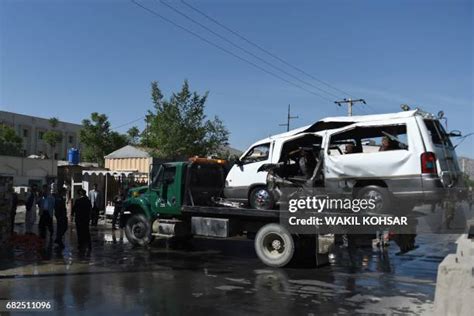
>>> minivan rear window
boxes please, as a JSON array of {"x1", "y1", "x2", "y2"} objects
[{"x1": 423, "y1": 119, "x2": 453, "y2": 147}]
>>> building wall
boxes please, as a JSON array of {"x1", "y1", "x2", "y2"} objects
[
  {"x1": 104, "y1": 157, "x2": 152, "y2": 175},
  {"x1": 0, "y1": 111, "x2": 82, "y2": 160},
  {"x1": 0, "y1": 155, "x2": 58, "y2": 187}
]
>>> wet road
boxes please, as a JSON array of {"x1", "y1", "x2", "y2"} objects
[{"x1": 0, "y1": 218, "x2": 460, "y2": 316}]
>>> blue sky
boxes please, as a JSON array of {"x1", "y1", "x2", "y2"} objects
[{"x1": 1, "y1": 0, "x2": 472, "y2": 156}]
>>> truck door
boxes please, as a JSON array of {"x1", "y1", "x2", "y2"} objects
[{"x1": 149, "y1": 164, "x2": 182, "y2": 215}]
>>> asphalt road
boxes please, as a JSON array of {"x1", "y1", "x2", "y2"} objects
[{"x1": 0, "y1": 207, "x2": 467, "y2": 315}]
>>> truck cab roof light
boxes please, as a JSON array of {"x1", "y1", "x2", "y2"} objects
[{"x1": 188, "y1": 156, "x2": 227, "y2": 165}]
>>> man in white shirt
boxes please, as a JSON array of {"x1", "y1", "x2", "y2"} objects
[{"x1": 88, "y1": 183, "x2": 102, "y2": 227}]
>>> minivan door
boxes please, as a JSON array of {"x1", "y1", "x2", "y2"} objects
[
  {"x1": 421, "y1": 119, "x2": 460, "y2": 187},
  {"x1": 226, "y1": 142, "x2": 272, "y2": 189}
]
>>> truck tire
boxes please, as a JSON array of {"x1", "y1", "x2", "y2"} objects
[
  {"x1": 254, "y1": 223, "x2": 295, "y2": 267},
  {"x1": 356, "y1": 185, "x2": 392, "y2": 214},
  {"x1": 125, "y1": 214, "x2": 152, "y2": 246},
  {"x1": 249, "y1": 186, "x2": 275, "y2": 210}
]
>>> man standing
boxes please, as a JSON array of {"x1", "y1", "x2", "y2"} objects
[
  {"x1": 112, "y1": 188, "x2": 125, "y2": 230},
  {"x1": 88, "y1": 184, "x2": 102, "y2": 227},
  {"x1": 25, "y1": 184, "x2": 38, "y2": 234},
  {"x1": 8, "y1": 186, "x2": 18, "y2": 234},
  {"x1": 73, "y1": 188, "x2": 92, "y2": 252},
  {"x1": 54, "y1": 187, "x2": 68, "y2": 249},
  {"x1": 38, "y1": 184, "x2": 54, "y2": 240}
]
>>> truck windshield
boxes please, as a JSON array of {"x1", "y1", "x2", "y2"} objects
[
  {"x1": 151, "y1": 164, "x2": 176, "y2": 189},
  {"x1": 151, "y1": 165, "x2": 164, "y2": 188}
]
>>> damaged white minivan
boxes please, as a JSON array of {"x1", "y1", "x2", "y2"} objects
[{"x1": 225, "y1": 109, "x2": 465, "y2": 211}]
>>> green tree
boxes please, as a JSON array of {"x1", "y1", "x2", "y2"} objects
[
  {"x1": 126, "y1": 126, "x2": 141, "y2": 145},
  {"x1": 43, "y1": 117, "x2": 63, "y2": 160},
  {"x1": 80, "y1": 113, "x2": 128, "y2": 166},
  {"x1": 0, "y1": 124, "x2": 23, "y2": 156},
  {"x1": 147, "y1": 80, "x2": 229, "y2": 159}
]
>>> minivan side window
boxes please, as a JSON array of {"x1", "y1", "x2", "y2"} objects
[
  {"x1": 423, "y1": 119, "x2": 453, "y2": 147},
  {"x1": 241, "y1": 143, "x2": 270, "y2": 164},
  {"x1": 328, "y1": 124, "x2": 408, "y2": 156}
]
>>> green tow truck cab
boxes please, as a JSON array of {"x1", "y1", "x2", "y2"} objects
[{"x1": 121, "y1": 158, "x2": 332, "y2": 268}]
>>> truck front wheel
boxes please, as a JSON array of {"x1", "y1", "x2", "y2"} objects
[
  {"x1": 125, "y1": 214, "x2": 152, "y2": 246},
  {"x1": 254, "y1": 223, "x2": 295, "y2": 267}
]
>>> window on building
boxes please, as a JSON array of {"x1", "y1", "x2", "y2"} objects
[
  {"x1": 38, "y1": 131, "x2": 44, "y2": 140},
  {"x1": 54, "y1": 153, "x2": 59, "y2": 160},
  {"x1": 23, "y1": 129, "x2": 28, "y2": 137},
  {"x1": 68, "y1": 135, "x2": 74, "y2": 144}
]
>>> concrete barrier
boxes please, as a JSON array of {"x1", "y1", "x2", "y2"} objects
[{"x1": 434, "y1": 233, "x2": 474, "y2": 316}]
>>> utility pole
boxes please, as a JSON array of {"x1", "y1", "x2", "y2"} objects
[
  {"x1": 334, "y1": 98, "x2": 366, "y2": 116},
  {"x1": 279, "y1": 104, "x2": 298, "y2": 132}
]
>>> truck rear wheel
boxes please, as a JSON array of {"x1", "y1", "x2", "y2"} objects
[
  {"x1": 254, "y1": 223, "x2": 294, "y2": 267},
  {"x1": 125, "y1": 214, "x2": 152, "y2": 246}
]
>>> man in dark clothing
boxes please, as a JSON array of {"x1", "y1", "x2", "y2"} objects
[
  {"x1": 9, "y1": 186, "x2": 18, "y2": 234},
  {"x1": 73, "y1": 188, "x2": 92, "y2": 252},
  {"x1": 54, "y1": 188, "x2": 68, "y2": 249},
  {"x1": 38, "y1": 185, "x2": 54, "y2": 240},
  {"x1": 112, "y1": 188, "x2": 125, "y2": 230}
]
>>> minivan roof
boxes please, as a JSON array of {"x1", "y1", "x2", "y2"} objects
[
  {"x1": 247, "y1": 110, "x2": 429, "y2": 149},
  {"x1": 319, "y1": 110, "x2": 419, "y2": 123}
]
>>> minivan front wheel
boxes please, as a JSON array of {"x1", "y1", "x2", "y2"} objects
[
  {"x1": 356, "y1": 185, "x2": 392, "y2": 214},
  {"x1": 249, "y1": 186, "x2": 275, "y2": 210}
]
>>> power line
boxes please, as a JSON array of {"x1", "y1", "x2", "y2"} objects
[
  {"x1": 111, "y1": 116, "x2": 146, "y2": 130},
  {"x1": 159, "y1": 0, "x2": 339, "y2": 99},
  {"x1": 181, "y1": 0, "x2": 352, "y2": 98},
  {"x1": 130, "y1": 0, "x2": 333, "y2": 102}
]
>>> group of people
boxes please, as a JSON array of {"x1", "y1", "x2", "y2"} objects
[
  {"x1": 23, "y1": 184, "x2": 69, "y2": 249},
  {"x1": 16, "y1": 182, "x2": 126, "y2": 253},
  {"x1": 344, "y1": 136, "x2": 399, "y2": 154}
]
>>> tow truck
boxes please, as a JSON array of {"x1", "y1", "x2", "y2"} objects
[{"x1": 121, "y1": 157, "x2": 333, "y2": 267}]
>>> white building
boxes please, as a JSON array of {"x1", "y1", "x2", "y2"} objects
[
  {"x1": 0, "y1": 110, "x2": 82, "y2": 160},
  {"x1": 0, "y1": 155, "x2": 57, "y2": 187}
]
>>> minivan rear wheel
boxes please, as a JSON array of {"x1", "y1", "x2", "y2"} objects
[{"x1": 356, "y1": 185, "x2": 392, "y2": 214}]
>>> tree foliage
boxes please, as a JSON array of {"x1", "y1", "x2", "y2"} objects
[
  {"x1": 0, "y1": 124, "x2": 23, "y2": 156},
  {"x1": 43, "y1": 117, "x2": 63, "y2": 159},
  {"x1": 80, "y1": 113, "x2": 128, "y2": 166},
  {"x1": 146, "y1": 80, "x2": 229, "y2": 159},
  {"x1": 126, "y1": 126, "x2": 141, "y2": 145}
]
